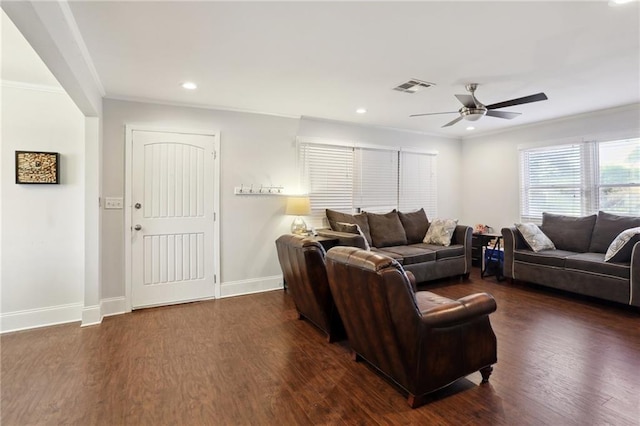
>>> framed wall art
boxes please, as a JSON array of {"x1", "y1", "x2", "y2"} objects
[{"x1": 15, "y1": 151, "x2": 60, "y2": 184}]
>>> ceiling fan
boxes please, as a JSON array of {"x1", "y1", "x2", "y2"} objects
[{"x1": 410, "y1": 84, "x2": 548, "y2": 127}]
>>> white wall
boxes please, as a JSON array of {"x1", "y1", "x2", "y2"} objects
[
  {"x1": 1, "y1": 84, "x2": 85, "y2": 332},
  {"x1": 460, "y1": 103, "x2": 640, "y2": 232},
  {"x1": 297, "y1": 117, "x2": 463, "y2": 221},
  {"x1": 101, "y1": 100, "x2": 465, "y2": 303}
]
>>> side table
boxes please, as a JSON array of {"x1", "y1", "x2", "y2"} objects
[
  {"x1": 481, "y1": 235, "x2": 504, "y2": 281},
  {"x1": 311, "y1": 235, "x2": 339, "y2": 252},
  {"x1": 472, "y1": 233, "x2": 502, "y2": 267}
]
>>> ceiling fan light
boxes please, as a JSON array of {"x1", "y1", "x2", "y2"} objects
[
  {"x1": 460, "y1": 107, "x2": 487, "y2": 121},
  {"x1": 463, "y1": 113, "x2": 483, "y2": 122}
]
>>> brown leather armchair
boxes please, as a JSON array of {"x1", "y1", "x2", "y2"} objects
[
  {"x1": 325, "y1": 246, "x2": 497, "y2": 408},
  {"x1": 275, "y1": 234, "x2": 345, "y2": 342}
]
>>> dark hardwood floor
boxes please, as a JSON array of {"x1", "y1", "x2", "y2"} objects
[{"x1": 2, "y1": 268, "x2": 639, "y2": 425}]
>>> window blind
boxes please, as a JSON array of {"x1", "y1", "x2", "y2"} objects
[
  {"x1": 399, "y1": 151, "x2": 437, "y2": 218},
  {"x1": 299, "y1": 143, "x2": 354, "y2": 224},
  {"x1": 353, "y1": 148, "x2": 398, "y2": 213},
  {"x1": 299, "y1": 140, "x2": 438, "y2": 225}
]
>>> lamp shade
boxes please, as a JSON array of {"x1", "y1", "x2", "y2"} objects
[{"x1": 286, "y1": 196, "x2": 311, "y2": 216}]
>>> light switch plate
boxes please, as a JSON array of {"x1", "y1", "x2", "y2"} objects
[{"x1": 105, "y1": 197, "x2": 123, "y2": 209}]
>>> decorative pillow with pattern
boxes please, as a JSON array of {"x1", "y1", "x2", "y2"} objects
[
  {"x1": 423, "y1": 218, "x2": 458, "y2": 246},
  {"x1": 515, "y1": 223, "x2": 555, "y2": 252},
  {"x1": 334, "y1": 222, "x2": 371, "y2": 250},
  {"x1": 604, "y1": 227, "x2": 640, "y2": 263}
]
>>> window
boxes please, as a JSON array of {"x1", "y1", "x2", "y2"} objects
[
  {"x1": 299, "y1": 141, "x2": 437, "y2": 225},
  {"x1": 519, "y1": 138, "x2": 640, "y2": 221}
]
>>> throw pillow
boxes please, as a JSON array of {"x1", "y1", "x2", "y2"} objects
[
  {"x1": 515, "y1": 223, "x2": 555, "y2": 252},
  {"x1": 326, "y1": 209, "x2": 372, "y2": 246},
  {"x1": 423, "y1": 218, "x2": 458, "y2": 247},
  {"x1": 366, "y1": 211, "x2": 408, "y2": 248},
  {"x1": 398, "y1": 208, "x2": 430, "y2": 244},
  {"x1": 604, "y1": 227, "x2": 640, "y2": 263},
  {"x1": 334, "y1": 222, "x2": 371, "y2": 250},
  {"x1": 589, "y1": 211, "x2": 640, "y2": 253},
  {"x1": 541, "y1": 212, "x2": 596, "y2": 252}
]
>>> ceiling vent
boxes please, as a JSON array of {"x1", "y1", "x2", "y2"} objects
[{"x1": 393, "y1": 79, "x2": 434, "y2": 93}]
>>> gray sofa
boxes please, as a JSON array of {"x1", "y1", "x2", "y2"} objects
[
  {"x1": 502, "y1": 211, "x2": 640, "y2": 307},
  {"x1": 317, "y1": 208, "x2": 472, "y2": 284}
]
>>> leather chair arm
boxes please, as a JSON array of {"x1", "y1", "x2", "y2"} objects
[{"x1": 417, "y1": 292, "x2": 496, "y2": 327}]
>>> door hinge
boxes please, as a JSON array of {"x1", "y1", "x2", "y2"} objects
[
  {"x1": 214, "y1": 274, "x2": 217, "y2": 284},
  {"x1": 214, "y1": 212, "x2": 217, "y2": 221},
  {"x1": 214, "y1": 150, "x2": 217, "y2": 159}
]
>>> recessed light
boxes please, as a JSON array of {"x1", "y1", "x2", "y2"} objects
[
  {"x1": 356, "y1": 108, "x2": 367, "y2": 114},
  {"x1": 181, "y1": 82, "x2": 197, "y2": 90},
  {"x1": 466, "y1": 126, "x2": 475, "y2": 131}
]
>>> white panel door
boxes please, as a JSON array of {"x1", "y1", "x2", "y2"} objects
[{"x1": 131, "y1": 130, "x2": 216, "y2": 308}]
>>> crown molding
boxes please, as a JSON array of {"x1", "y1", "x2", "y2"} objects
[{"x1": 1, "y1": 79, "x2": 65, "y2": 94}]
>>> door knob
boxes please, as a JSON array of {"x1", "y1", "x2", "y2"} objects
[
  {"x1": 134, "y1": 224, "x2": 142, "y2": 231},
  {"x1": 135, "y1": 203, "x2": 142, "y2": 209}
]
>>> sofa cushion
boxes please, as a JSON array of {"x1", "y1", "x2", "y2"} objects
[
  {"x1": 565, "y1": 253, "x2": 630, "y2": 279},
  {"x1": 326, "y1": 209, "x2": 372, "y2": 246},
  {"x1": 398, "y1": 208, "x2": 430, "y2": 244},
  {"x1": 589, "y1": 211, "x2": 640, "y2": 253},
  {"x1": 334, "y1": 222, "x2": 371, "y2": 251},
  {"x1": 423, "y1": 218, "x2": 458, "y2": 246},
  {"x1": 380, "y1": 245, "x2": 436, "y2": 265},
  {"x1": 604, "y1": 227, "x2": 640, "y2": 263},
  {"x1": 514, "y1": 249, "x2": 576, "y2": 268},
  {"x1": 515, "y1": 223, "x2": 555, "y2": 252},
  {"x1": 370, "y1": 248, "x2": 405, "y2": 265},
  {"x1": 367, "y1": 211, "x2": 408, "y2": 248},
  {"x1": 412, "y1": 243, "x2": 465, "y2": 260},
  {"x1": 541, "y1": 212, "x2": 597, "y2": 252}
]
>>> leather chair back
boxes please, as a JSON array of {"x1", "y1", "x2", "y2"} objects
[
  {"x1": 325, "y1": 246, "x2": 420, "y2": 387},
  {"x1": 326, "y1": 246, "x2": 497, "y2": 407},
  {"x1": 275, "y1": 234, "x2": 344, "y2": 342}
]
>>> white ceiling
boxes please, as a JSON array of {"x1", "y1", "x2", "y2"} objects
[{"x1": 5, "y1": 1, "x2": 640, "y2": 137}]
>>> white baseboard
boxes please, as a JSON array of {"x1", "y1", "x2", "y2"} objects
[
  {"x1": 1, "y1": 302, "x2": 83, "y2": 334},
  {"x1": 81, "y1": 304, "x2": 102, "y2": 327},
  {"x1": 101, "y1": 297, "x2": 127, "y2": 317},
  {"x1": 220, "y1": 275, "x2": 283, "y2": 298},
  {"x1": 0, "y1": 280, "x2": 281, "y2": 333}
]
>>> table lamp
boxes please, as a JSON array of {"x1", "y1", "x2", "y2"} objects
[{"x1": 286, "y1": 196, "x2": 311, "y2": 235}]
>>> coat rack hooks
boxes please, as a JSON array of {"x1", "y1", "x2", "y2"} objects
[{"x1": 234, "y1": 184, "x2": 284, "y2": 195}]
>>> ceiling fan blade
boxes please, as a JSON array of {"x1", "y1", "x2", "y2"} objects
[
  {"x1": 442, "y1": 116, "x2": 463, "y2": 128},
  {"x1": 486, "y1": 110, "x2": 522, "y2": 119},
  {"x1": 455, "y1": 94, "x2": 475, "y2": 108},
  {"x1": 409, "y1": 111, "x2": 458, "y2": 117},
  {"x1": 486, "y1": 92, "x2": 548, "y2": 110}
]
